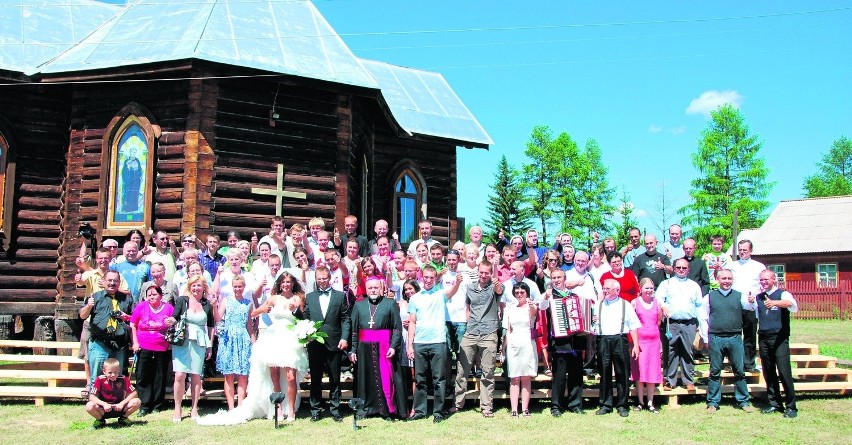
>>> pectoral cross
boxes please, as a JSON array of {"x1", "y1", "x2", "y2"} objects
[
  {"x1": 250, "y1": 164, "x2": 307, "y2": 216},
  {"x1": 368, "y1": 317, "x2": 375, "y2": 329}
]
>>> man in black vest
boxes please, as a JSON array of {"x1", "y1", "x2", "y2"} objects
[
  {"x1": 303, "y1": 266, "x2": 351, "y2": 422},
  {"x1": 699, "y1": 269, "x2": 754, "y2": 413},
  {"x1": 754, "y1": 269, "x2": 799, "y2": 418}
]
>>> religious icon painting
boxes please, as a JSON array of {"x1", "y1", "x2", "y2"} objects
[{"x1": 103, "y1": 113, "x2": 155, "y2": 233}]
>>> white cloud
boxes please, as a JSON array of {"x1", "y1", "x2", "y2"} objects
[
  {"x1": 648, "y1": 125, "x2": 687, "y2": 135},
  {"x1": 634, "y1": 207, "x2": 649, "y2": 218},
  {"x1": 686, "y1": 90, "x2": 743, "y2": 117}
]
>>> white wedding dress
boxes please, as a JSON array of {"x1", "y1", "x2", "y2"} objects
[{"x1": 197, "y1": 299, "x2": 308, "y2": 425}]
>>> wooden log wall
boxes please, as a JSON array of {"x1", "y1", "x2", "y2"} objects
[
  {"x1": 371, "y1": 129, "x2": 459, "y2": 248},
  {"x1": 0, "y1": 84, "x2": 71, "y2": 316},
  {"x1": 345, "y1": 101, "x2": 374, "y2": 228},
  {"x1": 211, "y1": 79, "x2": 342, "y2": 237},
  {"x1": 59, "y1": 79, "x2": 190, "y2": 314}
]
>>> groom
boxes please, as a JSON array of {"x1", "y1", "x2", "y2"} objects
[{"x1": 304, "y1": 266, "x2": 351, "y2": 422}]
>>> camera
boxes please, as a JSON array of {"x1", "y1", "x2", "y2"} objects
[
  {"x1": 78, "y1": 222, "x2": 96, "y2": 239},
  {"x1": 110, "y1": 310, "x2": 124, "y2": 319}
]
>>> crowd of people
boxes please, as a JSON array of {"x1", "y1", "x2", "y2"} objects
[{"x1": 77, "y1": 216, "x2": 800, "y2": 428}]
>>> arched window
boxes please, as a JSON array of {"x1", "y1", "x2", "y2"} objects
[
  {"x1": 99, "y1": 105, "x2": 158, "y2": 236},
  {"x1": 0, "y1": 130, "x2": 13, "y2": 250},
  {"x1": 391, "y1": 165, "x2": 426, "y2": 245}
]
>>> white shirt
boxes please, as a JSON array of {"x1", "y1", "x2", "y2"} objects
[
  {"x1": 730, "y1": 258, "x2": 766, "y2": 299},
  {"x1": 565, "y1": 268, "x2": 599, "y2": 302},
  {"x1": 317, "y1": 289, "x2": 331, "y2": 318},
  {"x1": 500, "y1": 277, "x2": 542, "y2": 306},
  {"x1": 442, "y1": 271, "x2": 467, "y2": 323},
  {"x1": 596, "y1": 297, "x2": 641, "y2": 335}
]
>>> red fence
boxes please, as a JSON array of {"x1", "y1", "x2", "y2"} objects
[{"x1": 782, "y1": 280, "x2": 851, "y2": 320}]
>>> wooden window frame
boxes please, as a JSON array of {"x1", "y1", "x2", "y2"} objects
[
  {"x1": 767, "y1": 264, "x2": 785, "y2": 288},
  {"x1": 816, "y1": 263, "x2": 838, "y2": 288},
  {"x1": 97, "y1": 103, "x2": 160, "y2": 237},
  {"x1": 0, "y1": 128, "x2": 15, "y2": 250},
  {"x1": 390, "y1": 162, "x2": 427, "y2": 245}
]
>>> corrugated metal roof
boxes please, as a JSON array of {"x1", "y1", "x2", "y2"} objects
[
  {"x1": 37, "y1": 0, "x2": 379, "y2": 88},
  {"x1": 0, "y1": 0, "x2": 119, "y2": 74},
  {"x1": 361, "y1": 59, "x2": 493, "y2": 146},
  {"x1": 2, "y1": 0, "x2": 490, "y2": 147},
  {"x1": 733, "y1": 195, "x2": 852, "y2": 255}
]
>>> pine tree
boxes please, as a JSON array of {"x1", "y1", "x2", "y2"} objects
[
  {"x1": 484, "y1": 155, "x2": 532, "y2": 242},
  {"x1": 616, "y1": 188, "x2": 637, "y2": 248},
  {"x1": 803, "y1": 136, "x2": 852, "y2": 197},
  {"x1": 571, "y1": 138, "x2": 616, "y2": 247},
  {"x1": 679, "y1": 104, "x2": 773, "y2": 251}
]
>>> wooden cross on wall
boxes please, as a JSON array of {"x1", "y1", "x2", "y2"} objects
[{"x1": 250, "y1": 164, "x2": 307, "y2": 216}]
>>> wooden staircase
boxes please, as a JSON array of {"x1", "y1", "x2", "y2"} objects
[{"x1": 0, "y1": 341, "x2": 849, "y2": 406}]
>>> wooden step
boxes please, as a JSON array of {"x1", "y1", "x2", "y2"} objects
[
  {"x1": 788, "y1": 343, "x2": 820, "y2": 355},
  {"x1": 791, "y1": 355, "x2": 836, "y2": 368},
  {"x1": 0, "y1": 354, "x2": 85, "y2": 364},
  {"x1": 0, "y1": 340, "x2": 80, "y2": 350},
  {"x1": 0, "y1": 369, "x2": 86, "y2": 380}
]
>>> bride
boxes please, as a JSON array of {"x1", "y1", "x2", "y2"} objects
[{"x1": 197, "y1": 272, "x2": 308, "y2": 425}]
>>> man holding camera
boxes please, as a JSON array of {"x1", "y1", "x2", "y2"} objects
[{"x1": 80, "y1": 270, "x2": 135, "y2": 386}]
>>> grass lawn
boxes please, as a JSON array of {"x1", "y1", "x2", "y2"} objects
[
  {"x1": 0, "y1": 395, "x2": 850, "y2": 445},
  {"x1": 791, "y1": 319, "x2": 852, "y2": 361},
  {"x1": 0, "y1": 319, "x2": 849, "y2": 444}
]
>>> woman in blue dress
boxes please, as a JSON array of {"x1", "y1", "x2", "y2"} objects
[
  {"x1": 167, "y1": 274, "x2": 215, "y2": 423},
  {"x1": 214, "y1": 274, "x2": 255, "y2": 410}
]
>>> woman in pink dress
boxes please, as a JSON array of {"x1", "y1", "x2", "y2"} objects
[{"x1": 631, "y1": 277, "x2": 663, "y2": 413}]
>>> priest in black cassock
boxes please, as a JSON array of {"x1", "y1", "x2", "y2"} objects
[{"x1": 348, "y1": 277, "x2": 408, "y2": 419}]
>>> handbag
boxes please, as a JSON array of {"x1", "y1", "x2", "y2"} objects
[{"x1": 164, "y1": 299, "x2": 189, "y2": 346}]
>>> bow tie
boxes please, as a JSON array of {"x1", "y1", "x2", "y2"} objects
[{"x1": 318, "y1": 289, "x2": 331, "y2": 296}]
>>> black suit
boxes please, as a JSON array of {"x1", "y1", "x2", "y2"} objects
[{"x1": 303, "y1": 288, "x2": 351, "y2": 417}]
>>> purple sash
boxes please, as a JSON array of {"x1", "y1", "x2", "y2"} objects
[{"x1": 358, "y1": 328, "x2": 395, "y2": 414}]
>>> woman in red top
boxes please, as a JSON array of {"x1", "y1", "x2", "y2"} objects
[{"x1": 599, "y1": 252, "x2": 640, "y2": 302}]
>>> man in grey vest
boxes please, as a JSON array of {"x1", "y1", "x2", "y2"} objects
[
  {"x1": 699, "y1": 268, "x2": 754, "y2": 413},
  {"x1": 753, "y1": 269, "x2": 799, "y2": 418}
]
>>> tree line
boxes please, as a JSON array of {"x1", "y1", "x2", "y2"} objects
[{"x1": 481, "y1": 104, "x2": 850, "y2": 253}]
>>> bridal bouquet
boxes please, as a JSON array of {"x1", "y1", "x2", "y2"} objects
[{"x1": 291, "y1": 319, "x2": 329, "y2": 346}]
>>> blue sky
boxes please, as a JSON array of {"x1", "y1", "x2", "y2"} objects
[
  {"x1": 99, "y1": 1, "x2": 851, "y2": 242},
  {"x1": 313, "y1": 0, "x2": 851, "y2": 241}
]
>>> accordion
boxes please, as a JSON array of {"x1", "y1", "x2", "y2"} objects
[{"x1": 550, "y1": 293, "x2": 593, "y2": 337}]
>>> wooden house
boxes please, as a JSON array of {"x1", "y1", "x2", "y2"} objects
[
  {"x1": 0, "y1": 0, "x2": 491, "y2": 340},
  {"x1": 733, "y1": 196, "x2": 852, "y2": 286}
]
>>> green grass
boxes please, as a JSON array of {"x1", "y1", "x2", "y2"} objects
[
  {"x1": 0, "y1": 319, "x2": 849, "y2": 443},
  {"x1": 791, "y1": 319, "x2": 852, "y2": 361},
  {"x1": 0, "y1": 396, "x2": 850, "y2": 445}
]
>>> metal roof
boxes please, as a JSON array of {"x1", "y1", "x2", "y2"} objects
[
  {"x1": 37, "y1": 0, "x2": 379, "y2": 89},
  {"x1": 361, "y1": 59, "x2": 493, "y2": 146},
  {"x1": 734, "y1": 195, "x2": 852, "y2": 256},
  {"x1": 1, "y1": 0, "x2": 490, "y2": 147},
  {"x1": 0, "y1": 0, "x2": 119, "y2": 75}
]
